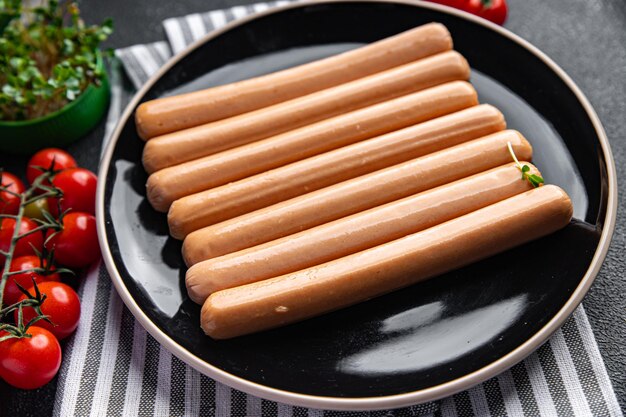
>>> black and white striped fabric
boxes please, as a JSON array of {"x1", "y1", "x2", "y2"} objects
[{"x1": 53, "y1": 3, "x2": 623, "y2": 416}]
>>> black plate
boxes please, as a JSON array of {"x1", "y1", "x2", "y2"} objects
[{"x1": 98, "y1": 0, "x2": 616, "y2": 409}]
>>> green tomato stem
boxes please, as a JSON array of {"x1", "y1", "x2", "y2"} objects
[
  {"x1": 0, "y1": 192, "x2": 27, "y2": 312},
  {"x1": 4, "y1": 267, "x2": 45, "y2": 277},
  {"x1": 0, "y1": 172, "x2": 54, "y2": 313},
  {"x1": 23, "y1": 190, "x2": 60, "y2": 206}
]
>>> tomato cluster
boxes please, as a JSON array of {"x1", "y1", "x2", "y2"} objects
[{"x1": 0, "y1": 148, "x2": 99, "y2": 390}]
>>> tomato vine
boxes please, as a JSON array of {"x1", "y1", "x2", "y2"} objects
[{"x1": 0, "y1": 168, "x2": 68, "y2": 339}]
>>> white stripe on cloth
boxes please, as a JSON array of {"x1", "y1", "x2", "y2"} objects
[
  {"x1": 154, "y1": 347, "x2": 173, "y2": 417},
  {"x1": 53, "y1": 262, "x2": 101, "y2": 417},
  {"x1": 88, "y1": 290, "x2": 124, "y2": 417},
  {"x1": 216, "y1": 382, "x2": 233, "y2": 417},
  {"x1": 186, "y1": 13, "x2": 207, "y2": 41},
  {"x1": 129, "y1": 44, "x2": 162, "y2": 80},
  {"x1": 251, "y1": 2, "x2": 270, "y2": 12},
  {"x1": 574, "y1": 308, "x2": 624, "y2": 417},
  {"x1": 246, "y1": 395, "x2": 263, "y2": 416},
  {"x1": 439, "y1": 396, "x2": 457, "y2": 417},
  {"x1": 524, "y1": 351, "x2": 559, "y2": 416},
  {"x1": 153, "y1": 41, "x2": 172, "y2": 62},
  {"x1": 231, "y1": 5, "x2": 248, "y2": 19},
  {"x1": 468, "y1": 384, "x2": 492, "y2": 417},
  {"x1": 163, "y1": 17, "x2": 188, "y2": 54},
  {"x1": 115, "y1": 42, "x2": 171, "y2": 89},
  {"x1": 549, "y1": 329, "x2": 594, "y2": 416},
  {"x1": 185, "y1": 366, "x2": 202, "y2": 416},
  {"x1": 277, "y1": 402, "x2": 294, "y2": 417},
  {"x1": 496, "y1": 370, "x2": 525, "y2": 417},
  {"x1": 121, "y1": 320, "x2": 148, "y2": 416},
  {"x1": 115, "y1": 47, "x2": 150, "y2": 89},
  {"x1": 209, "y1": 9, "x2": 228, "y2": 29}
]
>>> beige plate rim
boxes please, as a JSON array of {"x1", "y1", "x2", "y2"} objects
[{"x1": 96, "y1": 0, "x2": 618, "y2": 410}]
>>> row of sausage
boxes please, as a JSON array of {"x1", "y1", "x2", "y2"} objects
[{"x1": 135, "y1": 23, "x2": 573, "y2": 339}]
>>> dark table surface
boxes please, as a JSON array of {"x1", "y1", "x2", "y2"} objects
[{"x1": 1, "y1": 0, "x2": 625, "y2": 415}]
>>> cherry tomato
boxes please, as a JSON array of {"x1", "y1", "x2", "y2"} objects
[
  {"x1": 48, "y1": 168, "x2": 97, "y2": 217},
  {"x1": 45, "y1": 212, "x2": 99, "y2": 268},
  {"x1": 0, "y1": 218, "x2": 44, "y2": 264},
  {"x1": 23, "y1": 198, "x2": 50, "y2": 221},
  {"x1": 3, "y1": 255, "x2": 61, "y2": 306},
  {"x1": 0, "y1": 327, "x2": 62, "y2": 389},
  {"x1": 428, "y1": 0, "x2": 508, "y2": 25},
  {"x1": 26, "y1": 148, "x2": 77, "y2": 186},
  {"x1": 0, "y1": 172, "x2": 25, "y2": 215},
  {"x1": 16, "y1": 282, "x2": 80, "y2": 340},
  {"x1": 467, "y1": 0, "x2": 507, "y2": 25}
]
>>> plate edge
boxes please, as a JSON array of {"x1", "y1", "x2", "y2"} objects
[{"x1": 95, "y1": 0, "x2": 619, "y2": 410}]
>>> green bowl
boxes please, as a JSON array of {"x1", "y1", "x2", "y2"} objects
[{"x1": 0, "y1": 59, "x2": 110, "y2": 155}]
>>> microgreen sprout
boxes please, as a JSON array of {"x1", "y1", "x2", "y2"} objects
[
  {"x1": 507, "y1": 141, "x2": 545, "y2": 188},
  {"x1": 0, "y1": 0, "x2": 113, "y2": 121}
]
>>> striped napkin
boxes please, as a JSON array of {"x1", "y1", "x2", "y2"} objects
[{"x1": 52, "y1": 2, "x2": 623, "y2": 416}]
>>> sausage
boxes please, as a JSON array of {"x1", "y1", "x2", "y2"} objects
[
  {"x1": 135, "y1": 23, "x2": 452, "y2": 139},
  {"x1": 149, "y1": 81, "x2": 478, "y2": 212},
  {"x1": 201, "y1": 185, "x2": 573, "y2": 339},
  {"x1": 149, "y1": 81, "x2": 477, "y2": 212},
  {"x1": 141, "y1": 51, "x2": 470, "y2": 173},
  {"x1": 176, "y1": 129, "x2": 531, "y2": 244},
  {"x1": 175, "y1": 104, "x2": 504, "y2": 243},
  {"x1": 178, "y1": 104, "x2": 505, "y2": 247},
  {"x1": 186, "y1": 163, "x2": 539, "y2": 303}
]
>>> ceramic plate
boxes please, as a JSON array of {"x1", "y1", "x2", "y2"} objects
[{"x1": 97, "y1": 0, "x2": 617, "y2": 410}]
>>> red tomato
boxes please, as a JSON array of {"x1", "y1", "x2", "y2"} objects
[
  {"x1": 466, "y1": 0, "x2": 507, "y2": 25},
  {"x1": 0, "y1": 172, "x2": 25, "y2": 215},
  {"x1": 16, "y1": 282, "x2": 80, "y2": 340},
  {"x1": 48, "y1": 168, "x2": 97, "y2": 217},
  {"x1": 45, "y1": 212, "x2": 99, "y2": 268},
  {"x1": 0, "y1": 327, "x2": 62, "y2": 389},
  {"x1": 0, "y1": 218, "x2": 44, "y2": 264},
  {"x1": 428, "y1": 0, "x2": 508, "y2": 25},
  {"x1": 2, "y1": 255, "x2": 61, "y2": 306},
  {"x1": 26, "y1": 148, "x2": 77, "y2": 186}
]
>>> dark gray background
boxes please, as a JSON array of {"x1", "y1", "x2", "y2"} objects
[{"x1": 1, "y1": 0, "x2": 624, "y2": 415}]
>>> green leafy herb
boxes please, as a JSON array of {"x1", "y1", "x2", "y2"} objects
[
  {"x1": 0, "y1": 0, "x2": 113, "y2": 121},
  {"x1": 507, "y1": 141, "x2": 545, "y2": 188}
]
